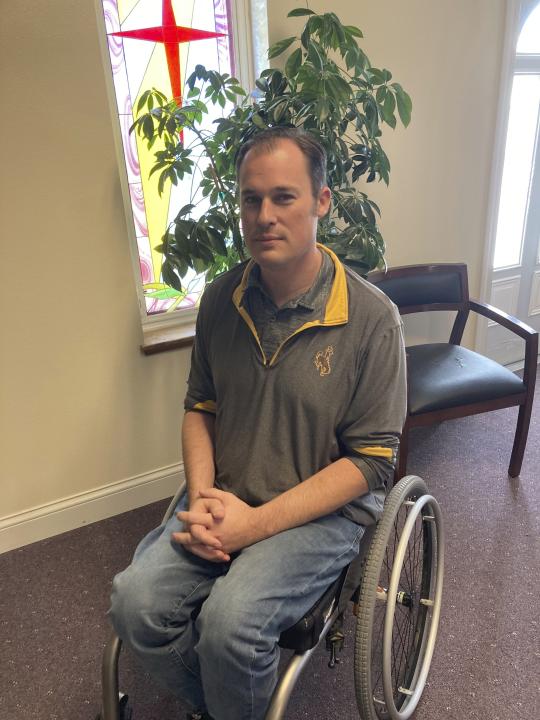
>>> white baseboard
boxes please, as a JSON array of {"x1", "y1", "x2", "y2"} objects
[{"x1": 0, "y1": 463, "x2": 185, "y2": 555}]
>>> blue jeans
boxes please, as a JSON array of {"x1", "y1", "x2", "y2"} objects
[{"x1": 109, "y1": 495, "x2": 364, "y2": 720}]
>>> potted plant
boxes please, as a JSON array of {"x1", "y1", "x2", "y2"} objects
[{"x1": 131, "y1": 7, "x2": 412, "y2": 297}]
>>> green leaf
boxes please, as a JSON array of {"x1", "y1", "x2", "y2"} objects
[
  {"x1": 207, "y1": 227, "x2": 228, "y2": 256},
  {"x1": 393, "y1": 84, "x2": 412, "y2": 126},
  {"x1": 285, "y1": 47, "x2": 303, "y2": 78},
  {"x1": 368, "y1": 67, "x2": 386, "y2": 85},
  {"x1": 207, "y1": 212, "x2": 228, "y2": 230},
  {"x1": 268, "y1": 36, "x2": 296, "y2": 59},
  {"x1": 142, "y1": 115, "x2": 154, "y2": 140},
  {"x1": 307, "y1": 42, "x2": 324, "y2": 71},
  {"x1": 136, "y1": 89, "x2": 151, "y2": 114},
  {"x1": 316, "y1": 97, "x2": 331, "y2": 123},
  {"x1": 344, "y1": 25, "x2": 363, "y2": 38},
  {"x1": 162, "y1": 262, "x2": 182, "y2": 291},
  {"x1": 154, "y1": 89, "x2": 167, "y2": 104},
  {"x1": 255, "y1": 78, "x2": 269, "y2": 93},
  {"x1": 382, "y1": 91, "x2": 396, "y2": 127},
  {"x1": 229, "y1": 85, "x2": 247, "y2": 96},
  {"x1": 300, "y1": 23, "x2": 311, "y2": 50},
  {"x1": 175, "y1": 204, "x2": 195, "y2": 221},
  {"x1": 157, "y1": 169, "x2": 168, "y2": 195},
  {"x1": 192, "y1": 256, "x2": 208, "y2": 274},
  {"x1": 287, "y1": 8, "x2": 315, "y2": 16},
  {"x1": 252, "y1": 112, "x2": 266, "y2": 129},
  {"x1": 326, "y1": 75, "x2": 351, "y2": 105},
  {"x1": 149, "y1": 161, "x2": 169, "y2": 179}
]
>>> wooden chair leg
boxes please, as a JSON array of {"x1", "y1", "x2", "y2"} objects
[
  {"x1": 394, "y1": 422, "x2": 410, "y2": 484},
  {"x1": 508, "y1": 400, "x2": 534, "y2": 477}
]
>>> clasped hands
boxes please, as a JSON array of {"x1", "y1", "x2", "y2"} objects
[{"x1": 173, "y1": 488, "x2": 259, "y2": 562}]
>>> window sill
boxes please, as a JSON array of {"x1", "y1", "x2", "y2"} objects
[{"x1": 141, "y1": 321, "x2": 195, "y2": 355}]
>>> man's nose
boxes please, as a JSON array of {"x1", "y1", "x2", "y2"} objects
[{"x1": 257, "y1": 198, "x2": 276, "y2": 225}]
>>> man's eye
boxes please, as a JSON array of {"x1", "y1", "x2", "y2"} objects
[
  {"x1": 243, "y1": 196, "x2": 259, "y2": 205},
  {"x1": 276, "y1": 195, "x2": 294, "y2": 203}
]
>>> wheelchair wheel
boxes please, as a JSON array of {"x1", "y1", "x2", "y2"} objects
[{"x1": 354, "y1": 475, "x2": 444, "y2": 720}]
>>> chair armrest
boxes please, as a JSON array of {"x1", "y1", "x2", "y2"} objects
[
  {"x1": 469, "y1": 299, "x2": 537, "y2": 341},
  {"x1": 470, "y1": 298, "x2": 538, "y2": 390}
]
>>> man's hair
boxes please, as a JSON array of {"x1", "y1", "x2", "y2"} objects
[{"x1": 235, "y1": 127, "x2": 327, "y2": 198}]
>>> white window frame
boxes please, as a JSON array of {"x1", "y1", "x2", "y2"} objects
[{"x1": 95, "y1": 0, "x2": 268, "y2": 347}]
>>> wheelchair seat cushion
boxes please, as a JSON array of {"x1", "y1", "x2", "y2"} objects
[{"x1": 407, "y1": 343, "x2": 525, "y2": 415}]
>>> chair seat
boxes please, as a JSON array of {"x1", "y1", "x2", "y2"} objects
[{"x1": 407, "y1": 344, "x2": 525, "y2": 415}]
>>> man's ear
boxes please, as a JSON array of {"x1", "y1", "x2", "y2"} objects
[{"x1": 316, "y1": 186, "x2": 332, "y2": 218}]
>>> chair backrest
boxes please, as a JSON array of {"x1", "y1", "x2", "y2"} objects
[{"x1": 368, "y1": 263, "x2": 470, "y2": 344}]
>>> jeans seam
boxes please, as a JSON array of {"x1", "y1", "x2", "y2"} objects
[{"x1": 166, "y1": 576, "x2": 211, "y2": 680}]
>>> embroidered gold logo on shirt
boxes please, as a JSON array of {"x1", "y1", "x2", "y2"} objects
[{"x1": 314, "y1": 346, "x2": 334, "y2": 376}]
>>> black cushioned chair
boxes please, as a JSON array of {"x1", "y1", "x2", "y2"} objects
[{"x1": 368, "y1": 263, "x2": 538, "y2": 480}]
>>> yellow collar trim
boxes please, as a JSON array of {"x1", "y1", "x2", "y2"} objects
[
  {"x1": 232, "y1": 259, "x2": 257, "y2": 311},
  {"x1": 232, "y1": 245, "x2": 348, "y2": 327},
  {"x1": 318, "y1": 243, "x2": 348, "y2": 325}
]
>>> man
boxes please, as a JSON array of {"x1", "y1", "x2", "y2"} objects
[{"x1": 110, "y1": 127, "x2": 406, "y2": 720}]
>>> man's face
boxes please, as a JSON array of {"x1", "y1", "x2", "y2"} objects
[{"x1": 238, "y1": 139, "x2": 331, "y2": 271}]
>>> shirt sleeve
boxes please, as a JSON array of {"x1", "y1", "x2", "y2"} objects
[
  {"x1": 184, "y1": 294, "x2": 217, "y2": 415},
  {"x1": 338, "y1": 317, "x2": 407, "y2": 491}
]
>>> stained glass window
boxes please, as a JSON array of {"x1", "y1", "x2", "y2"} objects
[{"x1": 99, "y1": 0, "x2": 235, "y2": 316}]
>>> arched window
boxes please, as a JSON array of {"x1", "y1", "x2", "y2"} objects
[
  {"x1": 493, "y1": 2, "x2": 540, "y2": 269},
  {"x1": 485, "y1": 0, "x2": 540, "y2": 366},
  {"x1": 516, "y1": 1, "x2": 540, "y2": 51}
]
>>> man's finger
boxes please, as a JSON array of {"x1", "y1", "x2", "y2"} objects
[
  {"x1": 189, "y1": 545, "x2": 231, "y2": 563},
  {"x1": 190, "y1": 523, "x2": 222, "y2": 547},
  {"x1": 177, "y1": 510, "x2": 214, "y2": 526},
  {"x1": 199, "y1": 487, "x2": 227, "y2": 501},
  {"x1": 171, "y1": 526, "x2": 222, "y2": 549},
  {"x1": 205, "y1": 498, "x2": 225, "y2": 519},
  {"x1": 171, "y1": 531, "x2": 195, "y2": 546}
]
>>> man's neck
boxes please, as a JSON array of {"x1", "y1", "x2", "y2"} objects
[{"x1": 259, "y1": 248, "x2": 323, "y2": 308}]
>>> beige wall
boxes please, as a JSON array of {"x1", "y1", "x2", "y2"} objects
[{"x1": 0, "y1": 1, "x2": 506, "y2": 534}]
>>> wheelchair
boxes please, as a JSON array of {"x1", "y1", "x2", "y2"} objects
[{"x1": 97, "y1": 475, "x2": 444, "y2": 720}]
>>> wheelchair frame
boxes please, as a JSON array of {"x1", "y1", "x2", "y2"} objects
[{"x1": 98, "y1": 475, "x2": 444, "y2": 720}]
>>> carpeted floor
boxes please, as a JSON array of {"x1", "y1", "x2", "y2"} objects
[{"x1": 1, "y1": 378, "x2": 539, "y2": 720}]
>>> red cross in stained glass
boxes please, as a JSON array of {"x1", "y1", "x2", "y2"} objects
[{"x1": 111, "y1": 0, "x2": 225, "y2": 105}]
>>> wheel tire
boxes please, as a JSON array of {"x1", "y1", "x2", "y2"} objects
[{"x1": 354, "y1": 475, "x2": 444, "y2": 720}]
